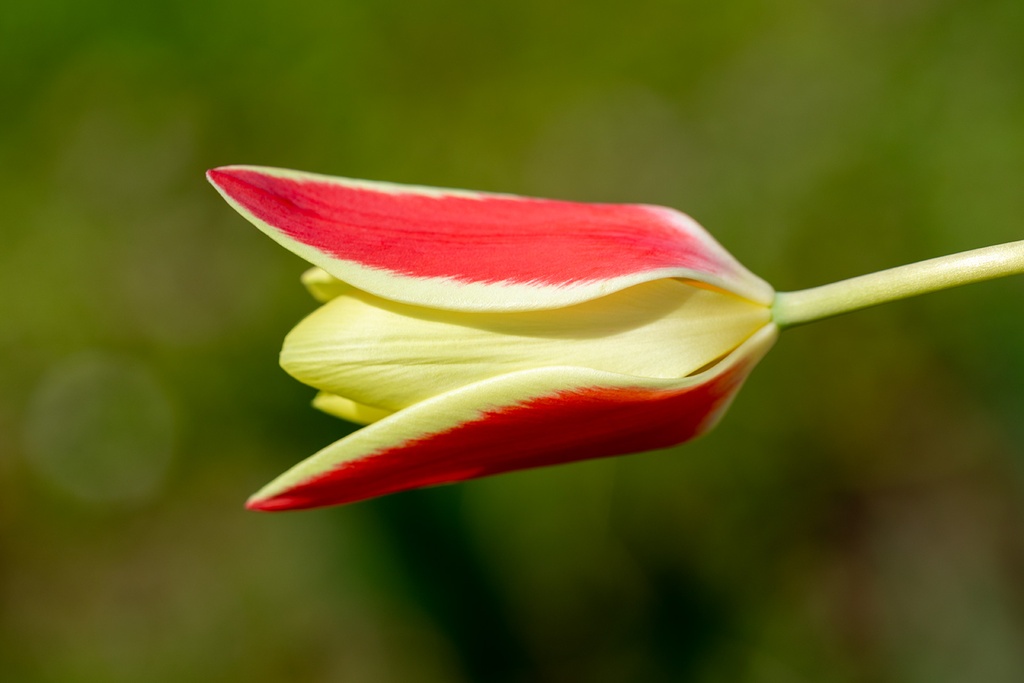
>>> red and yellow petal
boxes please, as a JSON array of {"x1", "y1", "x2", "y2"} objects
[
  {"x1": 207, "y1": 166, "x2": 773, "y2": 312},
  {"x1": 247, "y1": 324, "x2": 777, "y2": 511}
]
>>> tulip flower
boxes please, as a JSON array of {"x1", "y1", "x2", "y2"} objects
[{"x1": 208, "y1": 166, "x2": 1024, "y2": 511}]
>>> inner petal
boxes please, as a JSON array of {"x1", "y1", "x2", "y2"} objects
[
  {"x1": 281, "y1": 278, "x2": 770, "y2": 411},
  {"x1": 312, "y1": 393, "x2": 394, "y2": 425}
]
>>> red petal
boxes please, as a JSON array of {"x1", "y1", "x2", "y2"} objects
[
  {"x1": 248, "y1": 327, "x2": 772, "y2": 511},
  {"x1": 208, "y1": 166, "x2": 772, "y2": 310}
]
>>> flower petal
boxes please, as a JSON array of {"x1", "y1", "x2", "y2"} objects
[
  {"x1": 312, "y1": 392, "x2": 393, "y2": 425},
  {"x1": 247, "y1": 324, "x2": 777, "y2": 511},
  {"x1": 207, "y1": 165, "x2": 773, "y2": 311},
  {"x1": 300, "y1": 268, "x2": 351, "y2": 303},
  {"x1": 280, "y1": 278, "x2": 771, "y2": 412}
]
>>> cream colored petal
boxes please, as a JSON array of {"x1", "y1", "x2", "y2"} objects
[
  {"x1": 280, "y1": 278, "x2": 770, "y2": 412},
  {"x1": 312, "y1": 392, "x2": 394, "y2": 425},
  {"x1": 301, "y1": 268, "x2": 351, "y2": 303}
]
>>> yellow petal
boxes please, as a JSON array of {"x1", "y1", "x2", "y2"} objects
[
  {"x1": 280, "y1": 278, "x2": 770, "y2": 412},
  {"x1": 312, "y1": 392, "x2": 394, "y2": 425},
  {"x1": 300, "y1": 268, "x2": 351, "y2": 303}
]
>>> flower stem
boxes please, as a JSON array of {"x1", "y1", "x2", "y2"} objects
[{"x1": 771, "y1": 240, "x2": 1024, "y2": 329}]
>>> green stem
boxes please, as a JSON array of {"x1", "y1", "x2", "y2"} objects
[{"x1": 771, "y1": 239, "x2": 1024, "y2": 329}]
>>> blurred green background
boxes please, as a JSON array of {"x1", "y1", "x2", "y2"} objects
[{"x1": 3, "y1": 1, "x2": 1024, "y2": 681}]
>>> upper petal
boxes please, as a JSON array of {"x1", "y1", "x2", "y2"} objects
[
  {"x1": 248, "y1": 324, "x2": 778, "y2": 510},
  {"x1": 207, "y1": 165, "x2": 773, "y2": 311}
]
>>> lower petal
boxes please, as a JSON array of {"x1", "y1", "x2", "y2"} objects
[{"x1": 248, "y1": 324, "x2": 777, "y2": 511}]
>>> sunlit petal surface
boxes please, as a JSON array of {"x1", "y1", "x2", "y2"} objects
[
  {"x1": 281, "y1": 278, "x2": 770, "y2": 412},
  {"x1": 249, "y1": 325, "x2": 777, "y2": 510},
  {"x1": 207, "y1": 166, "x2": 773, "y2": 311}
]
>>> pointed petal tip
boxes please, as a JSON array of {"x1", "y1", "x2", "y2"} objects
[
  {"x1": 206, "y1": 165, "x2": 250, "y2": 188},
  {"x1": 244, "y1": 494, "x2": 270, "y2": 511},
  {"x1": 205, "y1": 166, "x2": 228, "y2": 185},
  {"x1": 207, "y1": 164, "x2": 269, "y2": 188},
  {"x1": 245, "y1": 492, "x2": 293, "y2": 512},
  {"x1": 246, "y1": 479, "x2": 337, "y2": 512},
  {"x1": 206, "y1": 167, "x2": 242, "y2": 197}
]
